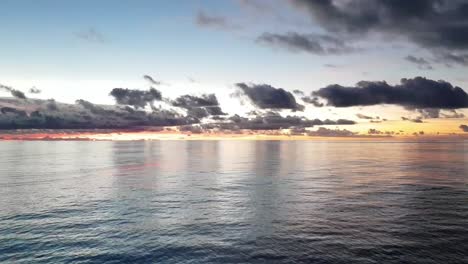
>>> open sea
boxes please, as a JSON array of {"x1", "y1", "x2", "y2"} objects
[{"x1": 1, "y1": 140, "x2": 467, "y2": 263}]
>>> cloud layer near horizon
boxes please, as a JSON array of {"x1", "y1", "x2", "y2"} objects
[
  {"x1": 1, "y1": 75, "x2": 467, "y2": 134},
  {"x1": 0, "y1": 81, "x2": 355, "y2": 131}
]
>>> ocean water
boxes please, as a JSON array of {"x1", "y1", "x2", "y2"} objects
[{"x1": 0, "y1": 140, "x2": 467, "y2": 263}]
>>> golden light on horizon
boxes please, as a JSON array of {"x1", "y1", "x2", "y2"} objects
[{"x1": 1, "y1": 127, "x2": 467, "y2": 142}]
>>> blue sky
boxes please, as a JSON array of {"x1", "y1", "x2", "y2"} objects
[{"x1": 2, "y1": 0, "x2": 466, "y2": 90}]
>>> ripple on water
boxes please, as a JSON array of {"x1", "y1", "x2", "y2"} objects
[{"x1": 1, "y1": 140, "x2": 468, "y2": 263}]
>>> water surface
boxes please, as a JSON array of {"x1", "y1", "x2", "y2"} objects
[{"x1": 1, "y1": 141, "x2": 467, "y2": 263}]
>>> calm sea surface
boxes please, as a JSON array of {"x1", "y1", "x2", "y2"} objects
[{"x1": 1, "y1": 140, "x2": 467, "y2": 263}]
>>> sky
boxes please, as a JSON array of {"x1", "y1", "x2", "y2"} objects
[{"x1": 1, "y1": 0, "x2": 468, "y2": 137}]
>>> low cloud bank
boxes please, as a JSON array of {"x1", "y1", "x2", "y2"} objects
[{"x1": 312, "y1": 77, "x2": 468, "y2": 109}]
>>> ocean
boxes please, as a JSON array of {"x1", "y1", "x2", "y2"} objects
[{"x1": 1, "y1": 140, "x2": 467, "y2": 263}]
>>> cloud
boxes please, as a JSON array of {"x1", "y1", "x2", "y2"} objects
[
  {"x1": 313, "y1": 77, "x2": 468, "y2": 109},
  {"x1": 143, "y1": 75, "x2": 161, "y2": 85},
  {"x1": 195, "y1": 11, "x2": 239, "y2": 30},
  {"x1": 405, "y1": 55, "x2": 433, "y2": 70},
  {"x1": 401, "y1": 117, "x2": 423, "y2": 123},
  {"x1": 442, "y1": 110, "x2": 465, "y2": 118},
  {"x1": 436, "y1": 52, "x2": 468, "y2": 67},
  {"x1": 256, "y1": 32, "x2": 358, "y2": 55},
  {"x1": 75, "y1": 28, "x2": 107, "y2": 43},
  {"x1": 45, "y1": 99, "x2": 58, "y2": 111},
  {"x1": 223, "y1": 111, "x2": 355, "y2": 130},
  {"x1": 416, "y1": 108, "x2": 440, "y2": 119},
  {"x1": 409, "y1": 108, "x2": 464, "y2": 119},
  {"x1": 179, "y1": 125, "x2": 204, "y2": 134},
  {"x1": 235, "y1": 83, "x2": 304, "y2": 111},
  {"x1": 9, "y1": 90, "x2": 26, "y2": 100},
  {"x1": 158, "y1": 111, "x2": 355, "y2": 133},
  {"x1": 293, "y1": 89, "x2": 304, "y2": 95},
  {"x1": 356, "y1": 113, "x2": 373, "y2": 119},
  {"x1": 1, "y1": 107, "x2": 27, "y2": 117},
  {"x1": 170, "y1": 94, "x2": 226, "y2": 119},
  {"x1": 290, "y1": 0, "x2": 468, "y2": 66},
  {"x1": 289, "y1": 126, "x2": 307, "y2": 135},
  {"x1": 185, "y1": 107, "x2": 226, "y2": 119},
  {"x1": 109, "y1": 88, "x2": 162, "y2": 109},
  {"x1": 292, "y1": 127, "x2": 393, "y2": 137},
  {"x1": 368, "y1": 129, "x2": 395, "y2": 136},
  {"x1": 0, "y1": 84, "x2": 27, "y2": 99},
  {"x1": 0, "y1": 82, "x2": 354, "y2": 132},
  {"x1": 0, "y1": 97, "x2": 196, "y2": 130},
  {"x1": 413, "y1": 131, "x2": 425, "y2": 136},
  {"x1": 307, "y1": 127, "x2": 357, "y2": 137},
  {"x1": 205, "y1": 106, "x2": 226, "y2": 116},
  {"x1": 76, "y1": 99, "x2": 110, "y2": 115},
  {"x1": 172, "y1": 94, "x2": 219, "y2": 108},
  {"x1": 301, "y1": 96, "x2": 323, "y2": 107},
  {"x1": 460, "y1": 124, "x2": 468, "y2": 132},
  {"x1": 29, "y1": 87, "x2": 41, "y2": 94}
]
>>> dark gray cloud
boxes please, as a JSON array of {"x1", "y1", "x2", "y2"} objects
[
  {"x1": 235, "y1": 83, "x2": 304, "y2": 111},
  {"x1": 307, "y1": 127, "x2": 356, "y2": 137},
  {"x1": 313, "y1": 77, "x2": 468, "y2": 109},
  {"x1": 436, "y1": 52, "x2": 468, "y2": 67},
  {"x1": 291, "y1": 0, "x2": 468, "y2": 49},
  {"x1": 45, "y1": 99, "x2": 58, "y2": 111},
  {"x1": 368, "y1": 128, "x2": 382, "y2": 135},
  {"x1": 184, "y1": 107, "x2": 209, "y2": 119},
  {"x1": 410, "y1": 108, "x2": 465, "y2": 119},
  {"x1": 110, "y1": 88, "x2": 162, "y2": 109},
  {"x1": 460, "y1": 124, "x2": 468, "y2": 132},
  {"x1": 171, "y1": 94, "x2": 226, "y2": 119},
  {"x1": 293, "y1": 89, "x2": 304, "y2": 95},
  {"x1": 368, "y1": 129, "x2": 395, "y2": 136},
  {"x1": 1, "y1": 107, "x2": 27, "y2": 117},
  {"x1": 164, "y1": 112, "x2": 355, "y2": 133},
  {"x1": 29, "y1": 87, "x2": 41, "y2": 94},
  {"x1": 143, "y1": 75, "x2": 161, "y2": 85},
  {"x1": 401, "y1": 117, "x2": 423, "y2": 123},
  {"x1": 10, "y1": 90, "x2": 26, "y2": 100},
  {"x1": 179, "y1": 125, "x2": 204, "y2": 134},
  {"x1": 301, "y1": 96, "x2": 323, "y2": 107},
  {"x1": 405, "y1": 55, "x2": 433, "y2": 70},
  {"x1": 416, "y1": 108, "x2": 440, "y2": 119},
  {"x1": 222, "y1": 111, "x2": 355, "y2": 130},
  {"x1": 172, "y1": 94, "x2": 219, "y2": 108},
  {"x1": 356, "y1": 113, "x2": 373, "y2": 119},
  {"x1": 0, "y1": 97, "x2": 196, "y2": 130},
  {"x1": 413, "y1": 131, "x2": 425, "y2": 136},
  {"x1": 196, "y1": 11, "x2": 239, "y2": 30},
  {"x1": 205, "y1": 106, "x2": 226, "y2": 116},
  {"x1": 76, "y1": 99, "x2": 110, "y2": 115},
  {"x1": 289, "y1": 126, "x2": 307, "y2": 135},
  {"x1": 0, "y1": 84, "x2": 27, "y2": 99},
  {"x1": 185, "y1": 107, "x2": 226, "y2": 119},
  {"x1": 256, "y1": 32, "x2": 358, "y2": 55}
]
